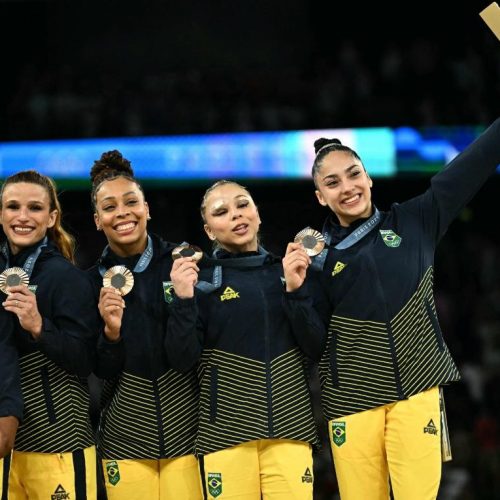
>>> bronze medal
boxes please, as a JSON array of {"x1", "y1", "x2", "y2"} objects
[
  {"x1": 172, "y1": 244, "x2": 203, "y2": 262},
  {"x1": 0, "y1": 267, "x2": 29, "y2": 294},
  {"x1": 294, "y1": 227, "x2": 326, "y2": 257},
  {"x1": 103, "y1": 265, "x2": 134, "y2": 295}
]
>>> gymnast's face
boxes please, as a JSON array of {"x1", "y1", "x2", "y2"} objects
[
  {"x1": 0, "y1": 182, "x2": 57, "y2": 255},
  {"x1": 94, "y1": 177, "x2": 150, "y2": 257},
  {"x1": 314, "y1": 150, "x2": 373, "y2": 227},
  {"x1": 203, "y1": 183, "x2": 261, "y2": 254}
]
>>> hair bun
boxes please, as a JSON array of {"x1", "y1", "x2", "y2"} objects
[
  {"x1": 313, "y1": 138, "x2": 342, "y2": 154},
  {"x1": 90, "y1": 150, "x2": 134, "y2": 184}
]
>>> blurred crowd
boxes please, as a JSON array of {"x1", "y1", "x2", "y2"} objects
[{"x1": 5, "y1": 33, "x2": 500, "y2": 141}]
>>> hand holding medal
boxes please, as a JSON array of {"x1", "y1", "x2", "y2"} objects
[
  {"x1": 170, "y1": 244, "x2": 202, "y2": 299},
  {"x1": 282, "y1": 227, "x2": 324, "y2": 292},
  {"x1": 100, "y1": 266, "x2": 132, "y2": 342},
  {"x1": 1, "y1": 268, "x2": 43, "y2": 338}
]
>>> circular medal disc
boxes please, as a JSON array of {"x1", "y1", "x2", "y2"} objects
[
  {"x1": 103, "y1": 265, "x2": 134, "y2": 296},
  {"x1": 172, "y1": 244, "x2": 203, "y2": 262},
  {"x1": 0, "y1": 267, "x2": 30, "y2": 295},
  {"x1": 294, "y1": 227, "x2": 326, "y2": 257}
]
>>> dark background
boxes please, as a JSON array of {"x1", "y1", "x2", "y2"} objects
[{"x1": 2, "y1": 1, "x2": 500, "y2": 498}]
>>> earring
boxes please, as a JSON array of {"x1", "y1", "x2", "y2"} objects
[
  {"x1": 209, "y1": 234, "x2": 216, "y2": 241},
  {"x1": 96, "y1": 225, "x2": 102, "y2": 231}
]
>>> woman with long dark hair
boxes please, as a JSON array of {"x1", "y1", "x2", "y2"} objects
[{"x1": 292, "y1": 118, "x2": 500, "y2": 499}]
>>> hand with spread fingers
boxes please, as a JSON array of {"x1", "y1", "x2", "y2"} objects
[
  {"x1": 282, "y1": 242, "x2": 311, "y2": 292},
  {"x1": 2, "y1": 285, "x2": 43, "y2": 339},
  {"x1": 170, "y1": 256, "x2": 199, "y2": 299},
  {"x1": 98, "y1": 286, "x2": 125, "y2": 342}
]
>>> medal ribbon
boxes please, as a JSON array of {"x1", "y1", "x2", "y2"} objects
[
  {"x1": 311, "y1": 207, "x2": 381, "y2": 271},
  {"x1": 98, "y1": 234, "x2": 154, "y2": 277},
  {"x1": 196, "y1": 246, "x2": 269, "y2": 292},
  {"x1": 1, "y1": 236, "x2": 48, "y2": 277}
]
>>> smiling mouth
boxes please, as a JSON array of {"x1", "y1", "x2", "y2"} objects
[
  {"x1": 115, "y1": 222, "x2": 136, "y2": 233},
  {"x1": 342, "y1": 194, "x2": 361, "y2": 206},
  {"x1": 13, "y1": 226, "x2": 34, "y2": 234}
]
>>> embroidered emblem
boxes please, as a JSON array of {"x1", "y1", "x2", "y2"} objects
[
  {"x1": 162, "y1": 281, "x2": 174, "y2": 304},
  {"x1": 379, "y1": 229, "x2": 402, "y2": 247},
  {"x1": 301, "y1": 467, "x2": 313, "y2": 483},
  {"x1": 51, "y1": 484, "x2": 70, "y2": 500},
  {"x1": 208, "y1": 472, "x2": 222, "y2": 497},
  {"x1": 220, "y1": 286, "x2": 240, "y2": 301},
  {"x1": 332, "y1": 421, "x2": 346, "y2": 447},
  {"x1": 424, "y1": 419, "x2": 438, "y2": 436},
  {"x1": 106, "y1": 460, "x2": 121, "y2": 486},
  {"x1": 28, "y1": 284, "x2": 38, "y2": 294},
  {"x1": 332, "y1": 261, "x2": 347, "y2": 276}
]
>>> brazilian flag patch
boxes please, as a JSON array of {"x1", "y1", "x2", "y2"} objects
[
  {"x1": 162, "y1": 281, "x2": 174, "y2": 304},
  {"x1": 208, "y1": 472, "x2": 222, "y2": 498},
  {"x1": 379, "y1": 229, "x2": 402, "y2": 248},
  {"x1": 106, "y1": 460, "x2": 120, "y2": 486},
  {"x1": 332, "y1": 421, "x2": 346, "y2": 447}
]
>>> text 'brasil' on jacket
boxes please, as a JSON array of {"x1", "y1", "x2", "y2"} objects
[
  {"x1": 88, "y1": 234, "x2": 199, "y2": 460},
  {"x1": 314, "y1": 117, "x2": 500, "y2": 421},
  {"x1": 165, "y1": 249, "x2": 326, "y2": 456}
]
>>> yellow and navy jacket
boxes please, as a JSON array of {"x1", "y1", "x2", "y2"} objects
[
  {"x1": 1, "y1": 241, "x2": 98, "y2": 453},
  {"x1": 0, "y1": 309, "x2": 22, "y2": 423},
  {"x1": 88, "y1": 234, "x2": 199, "y2": 460},
  {"x1": 165, "y1": 249, "x2": 325, "y2": 456},
  {"x1": 309, "y1": 117, "x2": 500, "y2": 421}
]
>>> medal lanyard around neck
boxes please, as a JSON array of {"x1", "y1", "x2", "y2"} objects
[
  {"x1": 1, "y1": 237, "x2": 48, "y2": 277},
  {"x1": 312, "y1": 208, "x2": 381, "y2": 271},
  {"x1": 196, "y1": 246, "x2": 269, "y2": 293},
  {"x1": 98, "y1": 235, "x2": 153, "y2": 277}
]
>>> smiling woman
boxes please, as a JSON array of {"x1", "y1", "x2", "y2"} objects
[
  {"x1": 294, "y1": 119, "x2": 500, "y2": 500},
  {"x1": 87, "y1": 150, "x2": 202, "y2": 500},
  {"x1": 0, "y1": 170, "x2": 99, "y2": 499}
]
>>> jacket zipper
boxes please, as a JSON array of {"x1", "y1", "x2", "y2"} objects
[
  {"x1": 260, "y1": 283, "x2": 274, "y2": 438},
  {"x1": 371, "y1": 255, "x2": 405, "y2": 400},
  {"x1": 152, "y1": 379, "x2": 166, "y2": 456}
]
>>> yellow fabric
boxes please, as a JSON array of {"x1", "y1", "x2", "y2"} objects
[
  {"x1": 102, "y1": 454, "x2": 202, "y2": 500},
  {"x1": 328, "y1": 386, "x2": 442, "y2": 500},
  {"x1": 0, "y1": 457, "x2": 4, "y2": 497},
  {"x1": 8, "y1": 445, "x2": 97, "y2": 500},
  {"x1": 201, "y1": 439, "x2": 313, "y2": 499}
]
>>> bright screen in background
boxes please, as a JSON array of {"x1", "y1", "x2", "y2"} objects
[
  {"x1": 395, "y1": 125, "x2": 489, "y2": 174},
  {"x1": 0, "y1": 128, "x2": 394, "y2": 185},
  {"x1": 0, "y1": 125, "x2": 495, "y2": 186}
]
